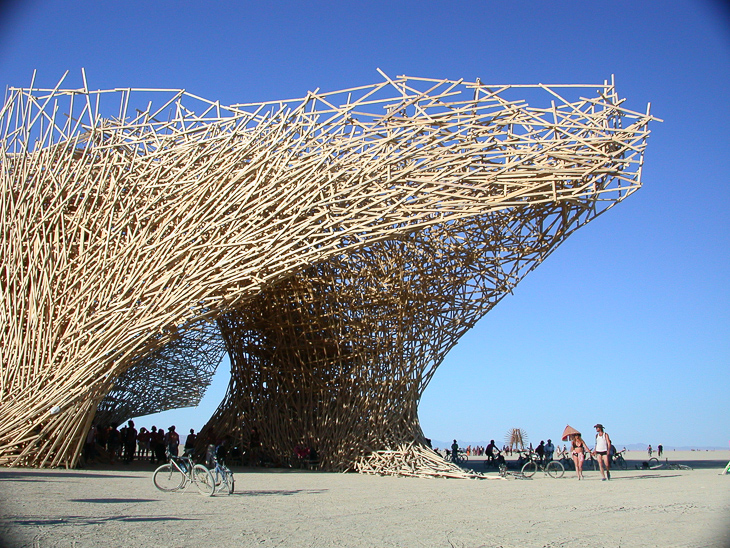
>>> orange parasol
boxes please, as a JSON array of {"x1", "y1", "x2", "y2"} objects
[{"x1": 561, "y1": 425, "x2": 581, "y2": 441}]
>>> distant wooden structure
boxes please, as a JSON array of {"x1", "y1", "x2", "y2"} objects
[
  {"x1": 0, "y1": 70, "x2": 656, "y2": 474},
  {"x1": 506, "y1": 428, "x2": 529, "y2": 452}
]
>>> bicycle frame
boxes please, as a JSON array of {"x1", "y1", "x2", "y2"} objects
[
  {"x1": 153, "y1": 453, "x2": 215, "y2": 496},
  {"x1": 210, "y1": 455, "x2": 235, "y2": 495},
  {"x1": 520, "y1": 451, "x2": 564, "y2": 478}
]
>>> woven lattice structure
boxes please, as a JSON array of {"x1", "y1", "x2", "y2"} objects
[
  {"x1": 94, "y1": 319, "x2": 226, "y2": 426},
  {"x1": 0, "y1": 70, "x2": 654, "y2": 470}
]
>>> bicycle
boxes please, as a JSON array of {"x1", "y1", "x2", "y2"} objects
[
  {"x1": 498, "y1": 463, "x2": 531, "y2": 479},
  {"x1": 520, "y1": 452, "x2": 564, "y2": 478},
  {"x1": 445, "y1": 450, "x2": 469, "y2": 466},
  {"x1": 584, "y1": 451, "x2": 599, "y2": 471},
  {"x1": 483, "y1": 453, "x2": 506, "y2": 470},
  {"x1": 612, "y1": 449, "x2": 628, "y2": 470},
  {"x1": 153, "y1": 453, "x2": 215, "y2": 496},
  {"x1": 208, "y1": 454, "x2": 235, "y2": 495},
  {"x1": 647, "y1": 457, "x2": 692, "y2": 471},
  {"x1": 555, "y1": 449, "x2": 575, "y2": 471}
]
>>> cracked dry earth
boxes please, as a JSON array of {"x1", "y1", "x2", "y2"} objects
[{"x1": 0, "y1": 459, "x2": 728, "y2": 547}]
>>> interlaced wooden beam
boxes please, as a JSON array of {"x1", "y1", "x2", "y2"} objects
[{"x1": 0, "y1": 71, "x2": 655, "y2": 468}]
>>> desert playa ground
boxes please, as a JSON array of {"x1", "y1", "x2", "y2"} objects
[{"x1": 0, "y1": 450, "x2": 728, "y2": 548}]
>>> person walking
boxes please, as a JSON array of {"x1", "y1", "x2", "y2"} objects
[
  {"x1": 570, "y1": 433, "x2": 590, "y2": 480},
  {"x1": 593, "y1": 424, "x2": 612, "y2": 481}
]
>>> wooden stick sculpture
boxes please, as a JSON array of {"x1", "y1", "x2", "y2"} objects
[
  {"x1": 0, "y1": 70, "x2": 656, "y2": 472},
  {"x1": 506, "y1": 428, "x2": 529, "y2": 453}
]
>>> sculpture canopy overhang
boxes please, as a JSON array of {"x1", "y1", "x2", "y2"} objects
[{"x1": 0, "y1": 70, "x2": 657, "y2": 475}]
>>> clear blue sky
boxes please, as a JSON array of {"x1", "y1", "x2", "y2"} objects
[{"x1": 2, "y1": 0, "x2": 728, "y2": 449}]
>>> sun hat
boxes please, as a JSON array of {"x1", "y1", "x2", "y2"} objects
[{"x1": 561, "y1": 425, "x2": 581, "y2": 441}]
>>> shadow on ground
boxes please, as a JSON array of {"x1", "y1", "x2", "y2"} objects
[{"x1": 235, "y1": 489, "x2": 328, "y2": 496}]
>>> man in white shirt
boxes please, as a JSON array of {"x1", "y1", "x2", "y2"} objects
[{"x1": 544, "y1": 439, "x2": 555, "y2": 463}]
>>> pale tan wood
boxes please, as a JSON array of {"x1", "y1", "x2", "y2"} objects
[{"x1": 0, "y1": 72, "x2": 655, "y2": 473}]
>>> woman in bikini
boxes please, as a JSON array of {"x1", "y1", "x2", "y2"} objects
[{"x1": 571, "y1": 433, "x2": 590, "y2": 479}]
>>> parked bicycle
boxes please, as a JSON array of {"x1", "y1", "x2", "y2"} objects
[
  {"x1": 555, "y1": 448, "x2": 599, "y2": 472},
  {"x1": 499, "y1": 463, "x2": 530, "y2": 479},
  {"x1": 555, "y1": 448, "x2": 574, "y2": 471},
  {"x1": 208, "y1": 453, "x2": 235, "y2": 495},
  {"x1": 645, "y1": 457, "x2": 692, "y2": 471},
  {"x1": 520, "y1": 451, "x2": 564, "y2": 478},
  {"x1": 153, "y1": 452, "x2": 215, "y2": 496},
  {"x1": 445, "y1": 449, "x2": 469, "y2": 466},
  {"x1": 483, "y1": 452, "x2": 506, "y2": 469},
  {"x1": 612, "y1": 449, "x2": 628, "y2": 470}
]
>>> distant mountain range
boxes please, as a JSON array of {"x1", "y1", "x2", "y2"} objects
[{"x1": 429, "y1": 440, "x2": 727, "y2": 452}]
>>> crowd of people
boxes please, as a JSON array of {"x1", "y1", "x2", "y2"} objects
[
  {"x1": 82, "y1": 419, "x2": 621, "y2": 480},
  {"x1": 443, "y1": 423, "x2": 616, "y2": 480},
  {"x1": 82, "y1": 421, "x2": 187, "y2": 465},
  {"x1": 440, "y1": 438, "x2": 556, "y2": 463},
  {"x1": 80, "y1": 422, "x2": 313, "y2": 469}
]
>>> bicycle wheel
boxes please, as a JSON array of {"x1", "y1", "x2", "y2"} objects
[
  {"x1": 546, "y1": 461, "x2": 564, "y2": 478},
  {"x1": 648, "y1": 457, "x2": 660, "y2": 468},
  {"x1": 192, "y1": 464, "x2": 215, "y2": 496},
  {"x1": 225, "y1": 470, "x2": 235, "y2": 494},
  {"x1": 521, "y1": 461, "x2": 538, "y2": 478},
  {"x1": 153, "y1": 464, "x2": 185, "y2": 492},
  {"x1": 616, "y1": 456, "x2": 628, "y2": 470},
  {"x1": 223, "y1": 466, "x2": 235, "y2": 494},
  {"x1": 215, "y1": 467, "x2": 234, "y2": 495}
]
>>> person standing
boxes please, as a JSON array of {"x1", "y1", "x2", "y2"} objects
[
  {"x1": 648, "y1": 444, "x2": 653, "y2": 457},
  {"x1": 184, "y1": 428, "x2": 197, "y2": 457},
  {"x1": 150, "y1": 426, "x2": 165, "y2": 464},
  {"x1": 107, "y1": 423, "x2": 120, "y2": 464},
  {"x1": 248, "y1": 427, "x2": 262, "y2": 466},
  {"x1": 570, "y1": 433, "x2": 590, "y2": 480},
  {"x1": 544, "y1": 439, "x2": 555, "y2": 463},
  {"x1": 536, "y1": 441, "x2": 545, "y2": 464},
  {"x1": 166, "y1": 426, "x2": 180, "y2": 457},
  {"x1": 123, "y1": 420, "x2": 137, "y2": 463},
  {"x1": 593, "y1": 424, "x2": 612, "y2": 481},
  {"x1": 137, "y1": 427, "x2": 150, "y2": 460},
  {"x1": 451, "y1": 439, "x2": 459, "y2": 460},
  {"x1": 658, "y1": 444, "x2": 663, "y2": 457},
  {"x1": 83, "y1": 424, "x2": 97, "y2": 465}
]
